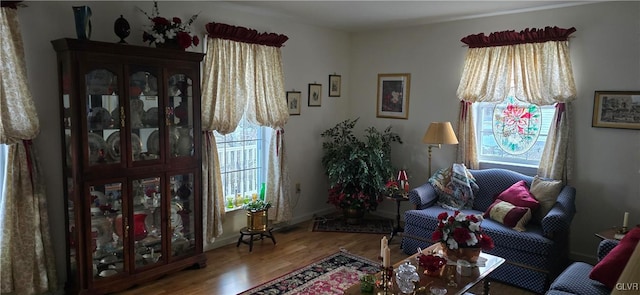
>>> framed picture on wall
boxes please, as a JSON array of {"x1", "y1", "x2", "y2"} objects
[
  {"x1": 329, "y1": 74, "x2": 341, "y2": 97},
  {"x1": 286, "y1": 91, "x2": 301, "y2": 115},
  {"x1": 376, "y1": 73, "x2": 410, "y2": 119},
  {"x1": 308, "y1": 84, "x2": 322, "y2": 106},
  {"x1": 592, "y1": 90, "x2": 640, "y2": 130}
]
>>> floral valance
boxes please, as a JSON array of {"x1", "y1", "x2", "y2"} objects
[
  {"x1": 461, "y1": 26, "x2": 576, "y2": 48},
  {"x1": 205, "y1": 22, "x2": 288, "y2": 47}
]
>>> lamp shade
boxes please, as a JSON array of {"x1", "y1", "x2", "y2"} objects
[{"x1": 423, "y1": 122, "x2": 459, "y2": 145}]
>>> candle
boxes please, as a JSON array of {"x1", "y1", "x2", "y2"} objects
[
  {"x1": 380, "y1": 236, "x2": 388, "y2": 258},
  {"x1": 623, "y1": 212, "x2": 629, "y2": 228},
  {"x1": 383, "y1": 246, "x2": 391, "y2": 267}
]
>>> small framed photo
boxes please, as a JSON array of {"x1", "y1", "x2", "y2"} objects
[
  {"x1": 308, "y1": 84, "x2": 322, "y2": 107},
  {"x1": 592, "y1": 90, "x2": 640, "y2": 130},
  {"x1": 329, "y1": 75, "x2": 341, "y2": 97},
  {"x1": 286, "y1": 91, "x2": 301, "y2": 115},
  {"x1": 376, "y1": 73, "x2": 410, "y2": 119}
]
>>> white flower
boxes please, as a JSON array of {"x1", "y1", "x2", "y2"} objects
[
  {"x1": 455, "y1": 213, "x2": 467, "y2": 222},
  {"x1": 468, "y1": 221, "x2": 481, "y2": 232},
  {"x1": 165, "y1": 29, "x2": 176, "y2": 39},
  {"x1": 465, "y1": 233, "x2": 478, "y2": 246},
  {"x1": 447, "y1": 238, "x2": 459, "y2": 250},
  {"x1": 152, "y1": 33, "x2": 165, "y2": 44}
]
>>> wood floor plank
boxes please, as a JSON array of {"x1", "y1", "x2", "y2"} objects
[{"x1": 114, "y1": 219, "x2": 534, "y2": 295}]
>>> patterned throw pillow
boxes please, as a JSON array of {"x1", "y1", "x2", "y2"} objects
[
  {"x1": 529, "y1": 175, "x2": 563, "y2": 222},
  {"x1": 589, "y1": 227, "x2": 640, "y2": 289},
  {"x1": 496, "y1": 180, "x2": 540, "y2": 210},
  {"x1": 484, "y1": 199, "x2": 532, "y2": 232},
  {"x1": 429, "y1": 164, "x2": 479, "y2": 210}
]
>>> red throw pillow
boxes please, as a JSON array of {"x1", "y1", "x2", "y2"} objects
[
  {"x1": 496, "y1": 180, "x2": 540, "y2": 210},
  {"x1": 589, "y1": 227, "x2": 640, "y2": 289},
  {"x1": 484, "y1": 199, "x2": 532, "y2": 232}
]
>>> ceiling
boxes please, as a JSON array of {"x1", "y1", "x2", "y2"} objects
[{"x1": 221, "y1": 1, "x2": 594, "y2": 32}]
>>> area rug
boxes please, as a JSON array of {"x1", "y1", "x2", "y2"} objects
[
  {"x1": 237, "y1": 250, "x2": 379, "y2": 295},
  {"x1": 311, "y1": 214, "x2": 393, "y2": 234}
]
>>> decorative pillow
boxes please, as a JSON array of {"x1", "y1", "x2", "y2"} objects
[
  {"x1": 484, "y1": 199, "x2": 532, "y2": 232},
  {"x1": 529, "y1": 175, "x2": 563, "y2": 222},
  {"x1": 589, "y1": 227, "x2": 640, "y2": 289},
  {"x1": 429, "y1": 163, "x2": 479, "y2": 210},
  {"x1": 496, "y1": 180, "x2": 540, "y2": 210}
]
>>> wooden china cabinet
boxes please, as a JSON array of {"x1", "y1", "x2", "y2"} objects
[{"x1": 52, "y1": 38, "x2": 206, "y2": 294}]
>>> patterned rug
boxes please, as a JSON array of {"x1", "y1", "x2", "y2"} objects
[
  {"x1": 311, "y1": 213, "x2": 394, "y2": 234},
  {"x1": 237, "y1": 250, "x2": 379, "y2": 295}
]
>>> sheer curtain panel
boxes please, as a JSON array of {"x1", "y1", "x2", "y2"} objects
[
  {"x1": 1, "y1": 3, "x2": 57, "y2": 294},
  {"x1": 201, "y1": 22, "x2": 290, "y2": 243}
]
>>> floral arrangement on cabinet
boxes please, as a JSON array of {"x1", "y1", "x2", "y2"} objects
[
  {"x1": 138, "y1": 1, "x2": 200, "y2": 49},
  {"x1": 431, "y1": 211, "x2": 494, "y2": 251}
]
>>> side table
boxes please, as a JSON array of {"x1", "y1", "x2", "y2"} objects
[
  {"x1": 236, "y1": 227, "x2": 276, "y2": 252},
  {"x1": 386, "y1": 194, "x2": 409, "y2": 243}
]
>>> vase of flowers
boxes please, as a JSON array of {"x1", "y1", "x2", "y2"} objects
[
  {"x1": 431, "y1": 211, "x2": 494, "y2": 263},
  {"x1": 243, "y1": 199, "x2": 271, "y2": 231},
  {"x1": 138, "y1": 1, "x2": 200, "y2": 50}
]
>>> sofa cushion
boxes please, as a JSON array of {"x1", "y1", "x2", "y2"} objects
[
  {"x1": 484, "y1": 199, "x2": 532, "y2": 231},
  {"x1": 550, "y1": 262, "x2": 611, "y2": 294},
  {"x1": 468, "y1": 169, "x2": 534, "y2": 212},
  {"x1": 589, "y1": 227, "x2": 640, "y2": 289},
  {"x1": 530, "y1": 175, "x2": 563, "y2": 222},
  {"x1": 496, "y1": 180, "x2": 539, "y2": 210}
]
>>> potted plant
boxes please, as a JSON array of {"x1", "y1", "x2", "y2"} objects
[
  {"x1": 243, "y1": 199, "x2": 271, "y2": 231},
  {"x1": 321, "y1": 118, "x2": 402, "y2": 223}
]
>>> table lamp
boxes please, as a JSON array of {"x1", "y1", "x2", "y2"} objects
[{"x1": 423, "y1": 122, "x2": 459, "y2": 176}]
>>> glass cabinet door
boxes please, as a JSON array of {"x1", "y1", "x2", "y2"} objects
[
  {"x1": 88, "y1": 182, "x2": 124, "y2": 280},
  {"x1": 131, "y1": 176, "x2": 163, "y2": 269},
  {"x1": 168, "y1": 74, "x2": 194, "y2": 158},
  {"x1": 85, "y1": 69, "x2": 120, "y2": 166},
  {"x1": 130, "y1": 69, "x2": 160, "y2": 163},
  {"x1": 169, "y1": 173, "x2": 195, "y2": 257}
]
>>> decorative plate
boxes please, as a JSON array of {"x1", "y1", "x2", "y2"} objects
[
  {"x1": 88, "y1": 107, "x2": 112, "y2": 130},
  {"x1": 146, "y1": 130, "x2": 160, "y2": 155},
  {"x1": 105, "y1": 132, "x2": 142, "y2": 161},
  {"x1": 105, "y1": 132, "x2": 120, "y2": 161},
  {"x1": 131, "y1": 133, "x2": 143, "y2": 160},
  {"x1": 143, "y1": 107, "x2": 159, "y2": 127},
  {"x1": 87, "y1": 133, "x2": 107, "y2": 164}
]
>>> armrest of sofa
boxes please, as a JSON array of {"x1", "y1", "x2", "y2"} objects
[
  {"x1": 408, "y1": 182, "x2": 438, "y2": 209},
  {"x1": 541, "y1": 185, "x2": 576, "y2": 237},
  {"x1": 597, "y1": 239, "x2": 619, "y2": 261}
]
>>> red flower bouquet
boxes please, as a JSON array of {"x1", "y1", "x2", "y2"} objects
[
  {"x1": 138, "y1": 1, "x2": 200, "y2": 49},
  {"x1": 432, "y1": 211, "x2": 494, "y2": 251}
]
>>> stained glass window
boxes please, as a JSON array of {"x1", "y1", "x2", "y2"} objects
[{"x1": 474, "y1": 97, "x2": 555, "y2": 167}]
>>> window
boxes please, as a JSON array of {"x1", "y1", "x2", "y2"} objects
[
  {"x1": 214, "y1": 117, "x2": 267, "y2": 211},
  {"x1": 474, "y1": 97, "x2": 556, "y2": 167}
]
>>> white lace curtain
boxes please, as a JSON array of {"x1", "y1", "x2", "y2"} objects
[
  {"x1": 455, "y1": 27, "x2": 577, "y2": 182},
  {"x1": 200, "y1": 22, "x2": 291, "y2": 244},
  {"x1": 0, "y1": 4, "x2": 57, "y2": 294}
]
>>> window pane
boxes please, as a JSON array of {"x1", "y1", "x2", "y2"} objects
[{"x1": 214, "y1": 117, "x2": 265, "y2": 211}]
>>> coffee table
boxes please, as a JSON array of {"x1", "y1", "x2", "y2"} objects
[{"x1": 344, "y1": 243, "x2": 505, "y2": 295}]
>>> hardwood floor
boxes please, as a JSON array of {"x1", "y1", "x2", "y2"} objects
[{"x1": 115, "y1": 219, "x2": 535, "y2": 295}]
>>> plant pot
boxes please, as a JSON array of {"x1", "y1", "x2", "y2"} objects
[
  {"x1": 440, "y1": 243, "x2": 481, "y2": 263},
  {"x1": 246, "y1": 209, "x2": 268, "y2": 231},
  {"x1": 156, "y1": 39, "x2": 184, "y2": 50},
  {"x1": 343, "y1": 208, "x2": 365, "y2": 225}
]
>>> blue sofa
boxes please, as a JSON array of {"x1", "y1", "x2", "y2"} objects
[
  {"x1": 401, "y1": 168, "x2": 576, "y2": 294},
  {"x1": 546, "y1": 239, "x2": 618, "y2": 295}
]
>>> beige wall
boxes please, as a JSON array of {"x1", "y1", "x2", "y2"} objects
[{"x1": 14, "y1": 0, "x2": 640, "y2": 288}]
